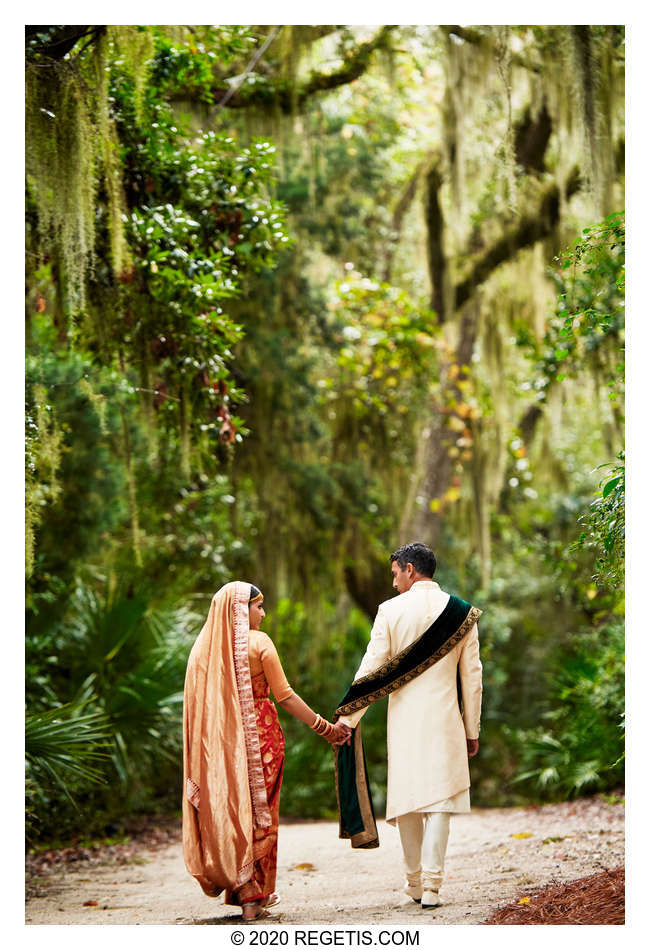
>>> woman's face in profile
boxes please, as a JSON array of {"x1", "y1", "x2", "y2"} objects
[{"x1": 249, "y1": 597, "x2": 265, "y2": 630}]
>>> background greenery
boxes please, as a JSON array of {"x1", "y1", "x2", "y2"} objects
[{"x1": 25, "y1": 25, "x2": 624, "y2": 844}]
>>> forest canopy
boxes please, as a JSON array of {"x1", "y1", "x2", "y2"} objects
[{"x1": 25, "y1": 24, "x2": 624, "y2": 841}]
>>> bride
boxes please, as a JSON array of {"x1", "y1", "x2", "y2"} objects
[{"x1": 182, "y1": 581, "x2": 350, "y2": 921}]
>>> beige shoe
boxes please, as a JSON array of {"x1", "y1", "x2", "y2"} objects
[
  {"x1": 421, "y1": 889, "x2": 442, "y2": 908},
  {"x1": 404, "y1": 882, "x2": 423, "y2": 902},
  {"x1": 404, "y1": 871, "x2": 423, "y2": 902}
]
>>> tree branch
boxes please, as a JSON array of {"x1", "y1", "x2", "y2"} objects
[
  {"x1": 382, "y1": 153, "x2": 432, "y2": 282},
  {"x1": 25, "y1": 26, "x2": 105, "y2": 61},
  {"x1": 453, "y1": 167, "x2": 582, "y2": 311},
  {"x1": 171, "y1": 26, "x2": 396, "y2": 113},
  {"x1": 425, "y1": 159, "x2": 447, "y2": 321},
  {"x1": 442, "y1": 25, "x2": 541, "y2": 73}
]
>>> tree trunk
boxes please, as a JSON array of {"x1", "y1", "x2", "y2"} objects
[{"x1": 404, "y1": 302, "x2": 480, "y2": 548}]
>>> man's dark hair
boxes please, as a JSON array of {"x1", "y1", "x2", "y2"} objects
[{"x1": 390, "y1": 542, "x2": 437, "y2": 577}]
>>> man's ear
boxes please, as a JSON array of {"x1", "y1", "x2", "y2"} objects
[{"x1": 406, "y1": 562, "x2": 415, "y2": 578}]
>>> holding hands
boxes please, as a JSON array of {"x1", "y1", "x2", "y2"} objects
[
  {"x1": 329, "y1": 721, "x2": 352, "y2": 746},
  {"x1": 310, "y1": 713, "x2": 352, "y2": 746}
]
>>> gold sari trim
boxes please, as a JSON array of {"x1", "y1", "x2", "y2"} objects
[{"x1": 233, "y1": 582, "x2": 271, "y2": 829}]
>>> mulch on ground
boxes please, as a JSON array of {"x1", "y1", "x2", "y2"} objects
[
  {"x1": 484, "y1": 866, "x2": 624, "y2": 925},
  {"x1": 26, "y1": 815, "x2": 182, "y2": 883}
]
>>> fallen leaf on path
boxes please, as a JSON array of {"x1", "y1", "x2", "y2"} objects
[
  {"x1": 518, "y1": 897, "x2": 531, "y2": 905},
  {"x1": 83, "y1": 900, "x2": 98, "y2": 907},
  {"x1": 294, "y1": 863, "x2": 316, "y2": 871},
  {"x1": 511, "y1": 832, "x2": 533, "y2": 839}
]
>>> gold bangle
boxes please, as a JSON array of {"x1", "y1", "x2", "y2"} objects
[{"x1": 310, "y1": 713, "x2": 323, "y2": 732}]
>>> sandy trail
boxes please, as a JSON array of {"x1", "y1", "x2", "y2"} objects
[{"x1": 25, "y1": 796, "x2": 624, "y2": 926}]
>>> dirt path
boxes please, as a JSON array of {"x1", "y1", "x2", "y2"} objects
[{"x1": 26, "y1": 796, "x2": 624, "y2": 926}]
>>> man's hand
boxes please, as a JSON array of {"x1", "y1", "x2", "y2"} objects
[
  {"x1": 467, "y1": 738, "x2": 479, "y2": 758},
  {"x1": 329, "y1": 721, "x2": 352, "y2": 746}
]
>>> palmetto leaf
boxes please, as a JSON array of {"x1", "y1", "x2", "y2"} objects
[
  {"x1": 48, "y1": 575, "x2": 203, "y2": 787},
  {"x1": 25, "y1": 701, "x2": 111, "y2": 804}
]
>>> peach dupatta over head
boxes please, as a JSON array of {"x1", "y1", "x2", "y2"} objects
[{"x1": 182, "y1": 581, "x2": 271, "y2": 897}]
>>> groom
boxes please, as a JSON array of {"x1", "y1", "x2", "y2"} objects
[{"x1": 336, "y1": 542, "x2": 482, "y2": 908}]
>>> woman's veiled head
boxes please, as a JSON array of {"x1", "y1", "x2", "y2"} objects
[{"x1": 248, "y1": 584, "x2": 265, "y2": 630}]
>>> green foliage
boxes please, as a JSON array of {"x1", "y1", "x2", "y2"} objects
[
  {"x1": 573, "y1": 452, "x2": 625, "y2": 589},
  {"x1": 26, "y1": 343, "x2": 130, "y2": 609},
  {"x1": 324, "y1": 275, "x2": 438, "y2": 444},
  {"x1": 58, "y1": 577, "x2": 197, "y2": 780},
  {"x1": 25, "y1": 384, "x2": 63, "y2": 578},
  {"x1": 519, "y1": 211, "x2": 624, "y2": 415},
  {"x1": 26, "y1": 574, "x2": 201, "y2": 840},
  {"x1": 25, "y1": 60, "x2": 97, "y2": 306},
  {"x1": 511, "y1": 621, "x2": 624, "y2": 799},
  {"x1": 150, "y1": 26, "x2": 257, "y2": 103},
  {"x1": 26, "y1": 701, "x2": 111, "y2": 793},
  {"x1": 25, "y1": 27, "x2": 626, "y2": 843},
  {"x1": 25, "y1": 700, "x2": 112, "y2": 841}
]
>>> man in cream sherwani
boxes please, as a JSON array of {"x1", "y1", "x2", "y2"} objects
[{"x1": 339, "y1": 541, "x2": 482, "y2": 908}]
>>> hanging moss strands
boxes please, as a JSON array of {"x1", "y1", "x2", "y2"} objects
[
  {"x1": 493, "y1": 26, "x2": 517, "y2": 214},
  {"x1": 26, "y1": 61, "x2": 97, "y2": 310},
  {"x1": 107, "y1": 25, "x2": 155, "y2": 122},
  {"x1": 93, "y1": 32, "x2": 131, "y2": 279},
  {"x1": 25, "y1": 27, "x2": 156, "y2": 311},
  {"x1": 25, "y1": 385, "x2": 63, "y2": 578}
]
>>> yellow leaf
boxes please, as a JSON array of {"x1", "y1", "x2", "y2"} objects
[
  {"x1": 294, "y1": 863, "x2": 316, "y2": 871},
  {"x1": 518, "y1": 897, "x2": 530, "y2": 905},
  {"x1": 511, "y1": 832, "x2": 533, "y2": 839}
]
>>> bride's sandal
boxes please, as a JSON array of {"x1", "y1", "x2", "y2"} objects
[
  {"x1": 263, "y1": 893, "x2": 280, "y2": 909},
  {"x1": 242, "y1": 902, "x2": 271, "y2": 922}
]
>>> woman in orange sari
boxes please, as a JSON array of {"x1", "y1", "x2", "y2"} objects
[{"x1": 182, "y1": 581, "x2": 349, "y2": 921}]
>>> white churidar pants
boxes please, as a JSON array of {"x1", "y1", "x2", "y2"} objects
[{"x1": 396, "y1": 811, "x2": 451, "y2": 892}]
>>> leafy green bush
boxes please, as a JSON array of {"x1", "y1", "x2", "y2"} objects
[
  {"x1": 25, "y1": 701, "x2": 111, "y2": 842},
  {"x1": 511, "y1": 620, "x2": 624, "y2": 799},
  {"x1": 574, "y1": 452, "x2": 625, "y2": 589},
  {"x1": 26, "y1": 574, "x2": 202, "y2": 840}
]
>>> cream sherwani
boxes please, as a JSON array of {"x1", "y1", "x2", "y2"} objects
[{"x1": 340, "y1": 580, "x2": 482, "y2": 825}]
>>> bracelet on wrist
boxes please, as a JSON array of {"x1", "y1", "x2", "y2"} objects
[{"x1": 310, "y1": 713, "x2": 335, "y2": 739}]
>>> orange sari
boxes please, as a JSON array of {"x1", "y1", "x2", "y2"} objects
[{"x1": 182, "y1": 582, "x2": 287, "y2": 905}]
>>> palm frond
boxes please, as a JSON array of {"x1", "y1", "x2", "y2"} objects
[{"x1": 25, "y1": 701, "x2": 111, "y2": 804}]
